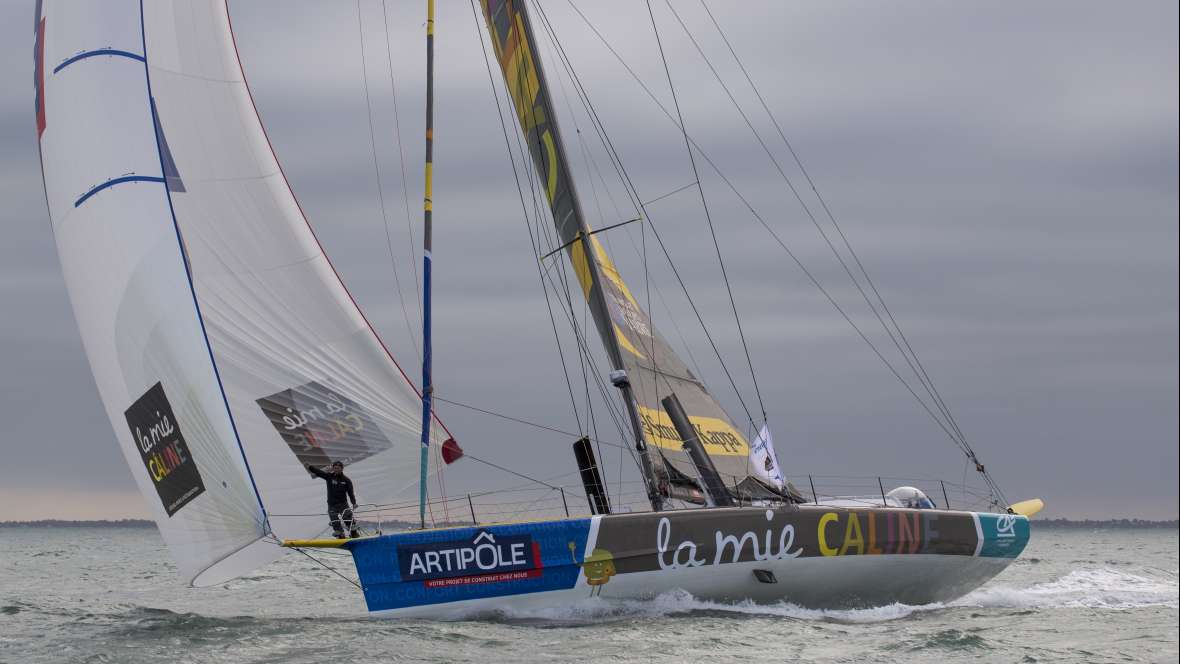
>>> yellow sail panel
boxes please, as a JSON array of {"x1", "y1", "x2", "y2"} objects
[
  {"x1": 638, "y1": 406, "x2": 750, "y2": 458},
  {"x1": 571, "y1": 235, "x2": 647, "y2": 359}
]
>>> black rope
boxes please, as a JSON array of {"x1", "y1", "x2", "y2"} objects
[
  {"x1": 643, "y1": 180, "x2": 699, "y2": 207},
  {"x1": 534, "y1": 0, "x2": 759, "y2": 432},
  {"x1": 678, "y1": 0, "x2": 964, "y2": 446},
  {"x1": 355, "y1": 0, "x2": 421, "y2": 364},
  {"x1": 468, "y1": 0, "x2": 586, "y2": 437},
  {"x1": 380, "y1": 0, "x2": 424, "y2": 333},
  {"x1": 291, "y1": 546, "x2": 361, "y2": 590},
  {"x1": 477, "y1": 0, "x2": 643, "y2": 492},
  {"x1": 463, "y1": 452, "x2": 563, "y2": 490},
  {"x1": 646, "y1": 0, "x2": 767, "y2": 424},
  {"x1": 698, "y1": 0, "x2": 1003, "y2": 504},
  {"x1": 470, "y1": 0, "x2": 647, "y2": 504},
  {"x1": 563, "y1": 0, "x2": 1007, "y2": 505},
  {"x1": 433, "y1": 395, "x2": 628, "y2": 451}
]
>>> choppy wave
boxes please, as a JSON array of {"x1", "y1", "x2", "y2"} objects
[
  {"x1": 956, "y1": 567, "x2": 1179, "y2": 610},
  {"x1": 482, "y1": 567, "x2": 1178, "y2": 625}
]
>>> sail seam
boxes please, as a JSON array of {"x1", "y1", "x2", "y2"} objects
[{"x1": 136, "y1": 0, "x2": 270, "y2": 532}]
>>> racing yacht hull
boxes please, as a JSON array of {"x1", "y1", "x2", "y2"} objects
[{"x1": 343, "y1": 505, "x2": 1029, "y2": 618}]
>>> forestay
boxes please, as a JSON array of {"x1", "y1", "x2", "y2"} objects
[
  {"x1": 37, "y1": 0, "x2": 442, "y2": 585},
  {"x1": 478, "y1": 0, "x2": 761, "y2": 492}
]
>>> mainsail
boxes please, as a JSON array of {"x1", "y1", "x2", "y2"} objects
[
  {"x1": 478, "y1": 0, "x2": 762, "y2": 495},
  {"x1": 37, "y1": 0, "x2": 445, "y2": 585}
]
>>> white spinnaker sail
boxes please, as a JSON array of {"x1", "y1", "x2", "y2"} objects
[{"x1": 38, "y1": 0, "x2": 442, "y2": 585}]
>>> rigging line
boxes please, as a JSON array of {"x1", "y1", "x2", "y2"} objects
[
  {"x1": 696, "y1": 1, "x2": 972, "y2": 449},
  {"x1": 549, "y1": 46, "x2": 603, "y2": 470},
  {"x1": 529, "y1": 236, "x2": 639, "y2": 460},
  {"x1": 534, "y1": 1, "x2": 758, "y2": 432},
  {"x1": 660, "y1": 8, "x2": 966, "y2": 449},
  {"x1": 519, "y1": 6, "x2": 636, "y2": 461},
  {"x1": 532, "y1": 6, "x2": 683, "y2": 497},
  {"x1": 291, "y1": 546, "x2": 361, "y2": 589},
  {"x1": 523, "y1": 84, "x2": 597, "y2": 442},
  {"x1": 535, "y1": 5, "x2": 751, "y2": 438},
  {"x1": 464, "y1": 451, "x2": 563, "y2": 490},
  {"x1": 581, "y1": 145, "x2": 714, "y2": 393},
  {"x1": 535, "y1": 248, "x2": 635, "y2": 449},
  {"x1": 519, "y1": 25, "x2": 602, "y2": 445},
  {"x1": 381, "y1": 0, "x2": 425, "y2": 333},
  {"x1": 537, "y1": 32, "x2": 600, "y2": 446},
  {"x1": 469, "y1": 0, "x2": 585, "y2": 436},
  {"x1": 546, "y1": 14, "x2": 675, "y2": 443},
  {"x1": 578, "y1": 129, "x2": 710, "y2": 387},
  {"x1": 536, "y1": 19, "x2": 667, "y2": 449},
  {"x1": 644, "y1": 180, "x2": 700, "y2": 207},
  {"x1": 381, "y1": 0, "x2": 446, "y2": 517},
  {"x1": 356, "y1": 0, "x2": 421, "y2": 364},
  {"x1": 553, "y1": 58, "x2": 965, "y2": 465},
  {"x1": 542, "y1": 8, "x2": 760, "y2": 449},
  {"x1": 562, "y1": 49, "x2": 668, "y2": 437},
  {"x1": 736, "y1": 191, "x2": 972, "y2": 458},
  {"x1": 647, "y1": 0, "x2": 768, "y2": 424},
  {"x1": 562, "y1": 0, "x2": 969, "y2": 449}
]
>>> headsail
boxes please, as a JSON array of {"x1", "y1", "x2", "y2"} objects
[
  {"x1": 38, "y1": 0, "x2": 445, "y2": 585},
  {"x1": 478, "y1": 0, "x2": 760, "y2": 493}
]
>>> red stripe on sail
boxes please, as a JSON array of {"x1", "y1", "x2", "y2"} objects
[{"x1": 35, "y1": 18, "x2": 46, "y2": 138}]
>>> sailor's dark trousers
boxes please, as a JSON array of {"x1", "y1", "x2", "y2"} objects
[{"x1": 328, "y1": 503, "x2": 355, "y2": 538}]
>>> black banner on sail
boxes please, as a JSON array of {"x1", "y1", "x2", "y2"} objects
[
  {"x1": 125, "y1": 382, "x2": 205, "y2": 517},
  {"x1": 257, "y1": 380, "x2": 393, "y2": 468}
]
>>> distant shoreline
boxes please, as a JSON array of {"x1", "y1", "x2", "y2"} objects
[{"x1": 1, "y1": 517, "x2": 1176, "y2": 529}]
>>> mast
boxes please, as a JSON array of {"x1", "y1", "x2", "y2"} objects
[
  {"x1": 418, "y1": 0, "x2": 437, "y2": 529},
  {"x1": 519, "y1": 2, "x2": 663, "y2": 511},
  {"x1": 481, "y1": 0, "x2": 664, "y2": 510}
]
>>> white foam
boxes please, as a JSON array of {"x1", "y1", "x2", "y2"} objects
[
  {"x1": 954, "y1": 568, "x2": 1179, "y2": 610},
  {"x1": 480, "y1": 568, "x2": 1178, "y2": 624},
  {"x1": 483, "y1": 589, "x2": 939, "y2": 624}
]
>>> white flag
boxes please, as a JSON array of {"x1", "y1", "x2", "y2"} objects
[{"x1": 749, "y1": 424, "x2": 784, "y2": 490}]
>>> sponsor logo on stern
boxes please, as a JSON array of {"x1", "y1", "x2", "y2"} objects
[{"x1": 996, "y1": 514, "x2": 1017, "y2": 539}]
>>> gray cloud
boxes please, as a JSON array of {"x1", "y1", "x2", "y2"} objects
[{"x1": 0, "y1": 0, "x2": 1175, "y2": 519}]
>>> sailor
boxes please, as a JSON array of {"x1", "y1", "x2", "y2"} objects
[{"x1": 307, "y1": 460, "x2": 359, "y2": 538}]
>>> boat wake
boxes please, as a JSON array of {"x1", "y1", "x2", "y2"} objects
[
  {"x1": 957, "y1": 567, "x2": 1179, "y2": 611},
  {"x1": 482, "y1": 567, "x2": 1179, "y2": 625}
]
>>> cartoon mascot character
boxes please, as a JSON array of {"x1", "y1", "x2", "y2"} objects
[{"x1": 569, "y1": 542, "x2": 616, "y2": 597}]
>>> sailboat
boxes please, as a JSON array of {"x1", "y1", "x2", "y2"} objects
[{"x1": 35, "y1": 0, "x2": 1039, "y2": 617}]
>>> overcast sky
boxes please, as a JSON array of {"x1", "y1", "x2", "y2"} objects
[{"x1": 1, "y1": 1, "x2": 1176, "y2": 520}]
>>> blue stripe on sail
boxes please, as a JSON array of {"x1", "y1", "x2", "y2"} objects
[
  {"x1": 151, "y1": 99, "x2": 186, "y2": 192},
  {"x1": 74, "y1": 174, "x2": 165, "y2": 208},
  {"x1": 53, "y1": 48, "x2": 145, "y2": 74},
  {"x1": 136, "y1": 0, "x2": 270, "y2": 532}
]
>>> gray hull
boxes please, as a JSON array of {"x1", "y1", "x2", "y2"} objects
[{"x1": 347, "y1": 505, "x2": 1030, "y2": 618}]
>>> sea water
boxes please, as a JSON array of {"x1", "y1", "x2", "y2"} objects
[{"x1": 0, "y1": 526, "x2": 1175, "y2": 663}]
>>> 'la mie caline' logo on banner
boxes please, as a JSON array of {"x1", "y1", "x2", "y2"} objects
[
  {"x1": 397, "y1": 531, "x2": 543, "y2": 588},
  {"x1": 256, "y1": 380, "x2": 393, "y2": 469},
  {"x1": 124, "y1": 382, "x2": 205, "y2": 517}
]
